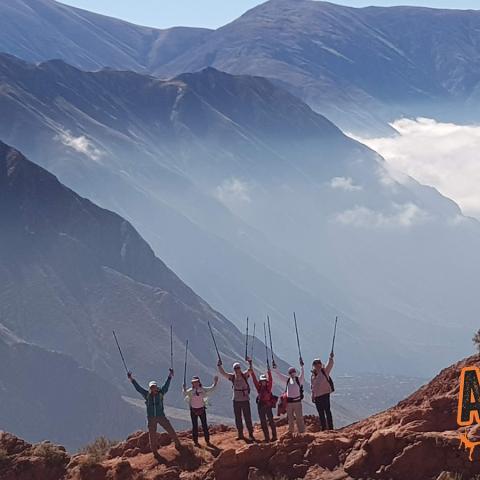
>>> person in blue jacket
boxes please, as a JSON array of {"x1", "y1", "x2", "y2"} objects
[{"x1": 128, "y1": 369, "x2": 182, "y2": 458}]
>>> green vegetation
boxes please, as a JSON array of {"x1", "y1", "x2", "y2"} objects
[
  {"x1": 474, "y1": 329, "x2": 480, "y2": 353},
  {"x1": 32, "y1": 443, "x2": 67, "y2": 467},
  {"x1": 79, "y1": 436, "x2": 117, "y2": 463}
]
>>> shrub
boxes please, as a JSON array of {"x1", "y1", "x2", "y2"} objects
[
  {"x1": 0, "y1": 448, "x2": 9, "y2": 465},
  {"x1": 474, "y1": 329, "x2": 480, "y2": 353},
  {"x1": 32, "y1": 442, "x2": 67, "y2": 467},
  {"x1": 79, "y1": 436, "x2": 117, "y2": 463}
]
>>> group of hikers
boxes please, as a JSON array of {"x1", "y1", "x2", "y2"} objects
[{"x1": 127, "y1": 353, "x2": 335, "y2": 458}]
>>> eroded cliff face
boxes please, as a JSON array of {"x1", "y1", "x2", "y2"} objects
[{"x1": 1, "y1": 354, "x2": 479, "y2": 480}]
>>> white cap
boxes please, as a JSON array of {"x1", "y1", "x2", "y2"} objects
[
  {"x1": 148, "y1": 381, "x2": 158, "y2": 388},
  {"x1": 259, "y1": 374, "x2": 268, "y2": 381},
  {"x1": 233, "y1": 362, "x2": 241, "y2": 369}
]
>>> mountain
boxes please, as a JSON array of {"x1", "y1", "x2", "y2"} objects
[
  {"x1": 1, "y1": 140, "x2": 325, "y2": 437},
  {"x1": 0, "y1": 324, "x2": 143, "y2": 451},
  {"x1": 0, "y1": 0, "x2": 210, "y2": 72},
  {"x1": 0, "y1": 53, "x2": 477, "y2": 378},
  {"x1": 155, "y1": 0, "x2": 480, "y2": 134},
  {"x1": 2, "y1": 1, "x2": 480, "y2": 134},
  {"x1": 1, "y1": 354, "x2": 478, "y2": 479}
]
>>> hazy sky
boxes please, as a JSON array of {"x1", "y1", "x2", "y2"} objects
[{"x1": 60, "y1": 0, "x2": 480, "y2": 29}]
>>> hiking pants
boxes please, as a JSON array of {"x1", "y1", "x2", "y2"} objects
[
  {"x1": 233, "y1": 400, "x2": 254, "y2": 437},
  {"x1": 314, "y1": 393, "x2": 333, "y2": 431},
  {"x1": 190, "y1": 408, "x2": 210, "y2": 443},
  {"x1": 257, "y1": 403, "x2": 277, "y2": 441},
  {"x1": 147, "y1": 415, "x2": 180, "y2": 452},
  {"x1": 286, "y1": 401, "x2": 305, "y2": 433}
]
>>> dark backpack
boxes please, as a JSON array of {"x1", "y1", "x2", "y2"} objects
[
  {"x1": 285, "y1": 376, "x2": 304, "y2": 400},
  {"x1": 320, "y1": 369, "x2": 335, "y2": 393}
]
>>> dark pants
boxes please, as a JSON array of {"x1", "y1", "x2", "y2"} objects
[
  {"x1": 147, "y1": 416, "x2": 180, "y2": 452},
  {"x1": 257, "y1": 403, "x2": 277, "y2": 441},
  {"x1": 233, "y1": 400, "x2": 253, "y2": 437},
  {"x1": 314, "y1": 394, "x2": 333, "y2": 431},
  {"x1": 190, "y1": 408, "x2": 210, "y2": 443}
]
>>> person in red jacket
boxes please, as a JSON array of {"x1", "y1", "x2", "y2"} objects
[{"x1": 248, "y1": 359, "x2": 277, "y2": 442}]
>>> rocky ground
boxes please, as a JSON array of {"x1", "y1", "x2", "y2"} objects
[{"x1": 1, "y1": 354, "x2": 479, "y2": 480}]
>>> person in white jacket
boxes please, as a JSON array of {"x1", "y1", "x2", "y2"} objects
[
  {"x1": 311, "y1": 353, "x2": 334, "y2": 430},
  {"x1": 183, "y1": 375, "x2": 218, "y2": 446},
  {"x1": 277, "y1": 359, "x2": 305, "y2": 433}
]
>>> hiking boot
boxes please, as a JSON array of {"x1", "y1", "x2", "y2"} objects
[
  {"x1": 153, "y1": 451, "x2": 161, "y2": 460},
  {"x1": 175, "y1": 443, "x2": 183, "y2": 452},
  {"x1": 193, "y1": 441, "x2": 200, "y2": 447}
]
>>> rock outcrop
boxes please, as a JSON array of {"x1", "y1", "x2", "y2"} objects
[{"x1": 1, "y1": 354, "x2": 479, "y2": 479}]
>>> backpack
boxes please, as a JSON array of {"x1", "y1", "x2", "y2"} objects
[
  {"x1": 320, "y1": 369, "x2": 335, "y2": 393},
  {"x1": 230, "y1": 372, "x2": 251, "y2": 396},
  {"x1": 285, "y1": 376, "x2": 304, "y2": 401}
]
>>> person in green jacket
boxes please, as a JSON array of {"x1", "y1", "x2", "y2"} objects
[{"x1": 128, "y1": 369, "x2": 182, "y2": 458}]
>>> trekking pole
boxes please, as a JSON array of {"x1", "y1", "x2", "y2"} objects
[
  {"x1": 250, "y1": 323, "x2": 256, "y2": 361},
  {"x1": 208, "y1": 321, "x2": 222, "y2": 363},
  {"x1": 112, "y1": 330, "x2": 129, "y2": 374},
  {"x1": 183, "y1": 339, "x2": 189, "y2": 387},
  {"x1": 170, "y1": 325, "x2": 174, "y2": 370},
  {"x1": 263, "y1": 322, "x2": 270, "y2": 369},
  {"x1": 331, "y1": 316, "x2": 338, "y2": 356},
  {"x1": 245, "y1": 316, "x2": 249, "y2": 361},
  {"x1": 293, "y1": 312, "x2": 303, "y2": 364},
  {"x1": 267, "y1": 315, "x2": 276, "y2": 369}
]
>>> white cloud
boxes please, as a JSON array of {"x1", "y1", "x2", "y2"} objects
[
  {"x1": 215, "y1": 178, "x2": 252, "y2": 205},
  {"x1": 334, "y1": 203, "x2": 429, "y2": 228},
  {"x1": 330, "y1": 176, "x2": 362, "y2": 191},
  {"x1": 352, "y1": 118, "x2": 480, "y2": 218},
  {"x1": 56, "y1": 131, "x2": 103, "y2": 161}
]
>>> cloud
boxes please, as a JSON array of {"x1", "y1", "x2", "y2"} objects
[
  {"x1": 215, "y1": 178, "x2": 252, "y2": 205},
  {"x1": 329, "y1": 176, "x2": 362, "y2": 191},
  {"x1": 334, "y1": 203, "x2": 429, "y2": 228},
  {"x1": 56, "y1": 131, "x2": 102, "y2": 161},
  {"x1": 352, "y1": 118, "x2": 480, "y2": 218}
]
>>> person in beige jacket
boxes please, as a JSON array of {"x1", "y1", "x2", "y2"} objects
[{"x1": 311, "y1": 353, "x2": 334, "y2": 430}]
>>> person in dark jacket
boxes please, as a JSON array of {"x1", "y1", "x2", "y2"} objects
[
  {"x1": 128, "y1": 369, "x2": 182, "y2": 458},
  {"x1": 311, "y1": 354, "x2": 334, "y2": 431},
  {"x1": 249, "y1": 361, "x2": 277, "y2": 442},
  {"x1": 218, "y1": 358, "x2": 256, "y2": 442}
]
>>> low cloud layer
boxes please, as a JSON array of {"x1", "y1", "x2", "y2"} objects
[
  {"x1": 330, "y1": 176, "x2": 362, "y2": 191},
  {"x1": 57, "y1": 131, "x2": 103, "y2": 161},
  {"x1": 352, "y1": 118, "x2": 480, "y2": 218},
  {"x1": 334, "y1": 203, "x2": 429, "y2": 228},
  {"x1": 215, "y1": 178, "x2": 252, "y2": 206}
]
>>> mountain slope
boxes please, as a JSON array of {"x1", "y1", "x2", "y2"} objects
[
  {"x1": 0, "y1": 140, "x2": 297, "y2": 422},
  {"x1": 0, "y1": 324, "x2": 143, "y2": 451},
  {"x1": 2, "y1": 0, "x2": 480, "y2": 134},
  {"x1": 0, "y1": 0, "x2": 211, "y2": 72},
  {"x1": 1, "y1": 354, "x2": 478, "y2": 479},
  {"x1": 0, "y1": 53, "x2": 477, "y2": 378}
]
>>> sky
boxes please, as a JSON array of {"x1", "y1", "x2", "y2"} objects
[{"x1": 60, "y1": 0, "x2": 480, "y2": 29}]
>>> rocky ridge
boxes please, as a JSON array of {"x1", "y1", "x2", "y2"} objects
[{"x1": 1, "y1": 354, "x2": 478, "y2": 480}]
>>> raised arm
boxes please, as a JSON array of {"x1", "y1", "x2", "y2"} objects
[
  {"x1": 325, "y1": 355, "x2": 334, "y2": 375},
  {"x1": 267, "y1": 368, "x2": 273, "y2": 391},
  {"x1": 129, "y1": 375, "x2": 148, "y2": 399},
  {"x1": 299, "y1": 365, "x2": 305, "y2": 385},
  {"x1": 218, "y1": 362, "x2": 233, "y2": 381},
  {"x1": 249, "y1": 367, "x2": 260, "y2": 391},
  {"x1": 203, "y1": 376, "x2": 219, "y2": 393},
  {"x1": 161, "y1": 372, "x2": 173, "y2": 395}
]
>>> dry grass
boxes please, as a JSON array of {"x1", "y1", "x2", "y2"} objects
[
  {"x1": 79, "y1": 436, "x2": 117, "y2": 463},
  {"x1": 32, "y1": 442, "x2": 67, "y2": 467}
]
